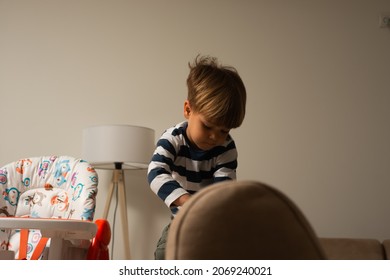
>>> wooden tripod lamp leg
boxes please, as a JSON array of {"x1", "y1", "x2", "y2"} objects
[
  {"x1": 103, "y1": 172, "x2": 116, "y2": 220},
  {"x1": 117, "y1": 169, "x2": 131, "y2": 259},
  {"x1": 101, "y1": 169, "x2": 131, "y2": 259}
]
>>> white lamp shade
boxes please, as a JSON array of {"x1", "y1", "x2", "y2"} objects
[{"x1": 82, "y1": 125, "x2": 155, "y2": 170}]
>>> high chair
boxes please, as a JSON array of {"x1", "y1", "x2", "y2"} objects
[{"x1": 0, "y1": 156, "x2": 111, "y2": 260}]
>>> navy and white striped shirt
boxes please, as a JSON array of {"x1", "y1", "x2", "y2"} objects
[{"x1": 147, "y1": 121, "x2": 238, "y2": 215}]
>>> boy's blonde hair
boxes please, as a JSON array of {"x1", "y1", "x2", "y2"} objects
[{"x1": 186, "y1": 55, "x2": 246, "y2": 129}]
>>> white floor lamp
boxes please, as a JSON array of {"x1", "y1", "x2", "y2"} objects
[{"x1": 82, "y1": 124, "x2": 155, "y2": 259}]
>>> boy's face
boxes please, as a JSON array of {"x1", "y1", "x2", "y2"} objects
[{"x1": 184, "y1": 101, "x2": 230, "y2": 151}]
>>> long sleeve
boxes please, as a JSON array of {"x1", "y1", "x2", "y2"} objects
[{"x1": 147, "y1": 122, "x2": 238, "y2": 215}]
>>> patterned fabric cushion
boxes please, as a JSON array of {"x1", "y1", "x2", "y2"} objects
[{"x1": 0, "y1": 155, "x2": 98, "y2": 259}]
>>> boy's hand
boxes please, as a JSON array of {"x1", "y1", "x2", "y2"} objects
[{"x1": 173, "y1": 194, "x2": 191, "y2": 207}]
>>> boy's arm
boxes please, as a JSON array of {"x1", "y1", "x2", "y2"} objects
[
  {"x1": 147, "y1": 138, "x2": 189, "y2": 208},
  {"x1": 213, "y1": 140, "x2": 238, "y2": 181}
]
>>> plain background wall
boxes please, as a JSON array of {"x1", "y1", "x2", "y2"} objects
[{"x1": 1, "y1": 0, "x2": 389, "y2": 259}]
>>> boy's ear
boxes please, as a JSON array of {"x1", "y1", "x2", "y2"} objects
[{"x1": 184, "y1": 100, "x2": 191, "y2": 118}]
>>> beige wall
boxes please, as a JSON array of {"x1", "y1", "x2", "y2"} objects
[{"x1": 1, "y1": 0, "x2": 389, "y2": 259}]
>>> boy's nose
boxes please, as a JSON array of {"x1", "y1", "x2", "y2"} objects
[
  {"x1": 209, "y1": 133, "x2": 223, "y2": 144},
  {"x1": 209, "y1": 132, "x2": 217, "y2": 141}
]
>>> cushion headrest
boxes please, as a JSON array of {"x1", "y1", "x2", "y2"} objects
[{"x1": 166, "y1": 180, "x2": 326, "y2": 260}]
